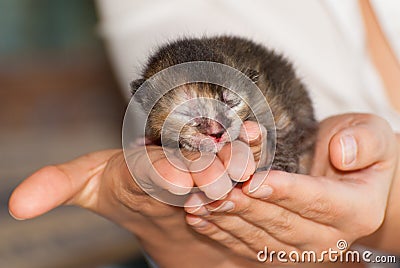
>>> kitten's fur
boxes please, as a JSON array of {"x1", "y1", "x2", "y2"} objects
[{"x1": 131, "y1": 36, "x2": 317, "y2": 174}]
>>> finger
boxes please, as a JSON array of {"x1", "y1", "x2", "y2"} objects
[
  {"x1": 239, "y1": 121, "x2": 263, "y2": 145},
  {"x1": 9, "y1": 150, "x2": 119, "y2": 220},
  {"x1": 204, "y1": 187, "x2": 331, "y2": 249},
  {"x1": 185, "y1": 214, "x2": 256, "y2": 260},
  {"x1": 184, "y1": 192, "x2": 212, "y2": 215},
  {"x1": 329, "y1": 115, "x2": 397, "y2": 171},
  {"x1": 188, "y1": 154, "x2": 233, "y2": 200},
  {"x1": 239, "y1": 121, "x2": 268, "y2": 166},
  {"x1": 127, "y1": 146, "x2": 194, "y2": 195},
  {"x1": 188, "y1": 211, "x2": 312, "y2": 263},
  {"x1": 131, "y1": 136, "x2": 154, "y2": 148},
  {"x1": 217, "y1": 140, "x2": 255, "y2": 182},
  {"x1": 199, "y1": 212, "x2": 303, "y2": 254},
  {"x1": 243, "y1": 171, "x2": 361, "y2": 228}
]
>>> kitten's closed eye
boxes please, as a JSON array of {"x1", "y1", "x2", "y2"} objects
[
  {"x1": 222, "y1": 90, "x2": 243, "y2": 108},
  {"x1": 224, "y1": 99, "x2": 241, "y2": 108}
]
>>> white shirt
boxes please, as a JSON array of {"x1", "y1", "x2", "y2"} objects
[{"x1": 96, "y1": 0, "x2": 400, "y2": 132}]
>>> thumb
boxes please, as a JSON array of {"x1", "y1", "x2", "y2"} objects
[
  {"x1": 8, "y1": 150, "x2": 119, "y2": 220},
  {"x1": 329, "y1": 115, "x2": 396, "y2": 171}
]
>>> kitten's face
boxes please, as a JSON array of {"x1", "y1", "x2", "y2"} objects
[{"x1": 148, "y1": 83, "x2": 250, "y2": 152}]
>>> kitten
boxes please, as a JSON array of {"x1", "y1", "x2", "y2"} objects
[{"x1": 131, "y1": 36, "x2": 317, "y2": 174}]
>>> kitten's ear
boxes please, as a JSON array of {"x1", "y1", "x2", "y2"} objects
[
  {"x1": 243, "y1": 69, "x2": 259, "y2": 84},
  {"x1": 130, "y1": 78, "x2": 148, "y2": 105},
  {"x1": 130, "y1": 78, "x2": 145, "y2": 96}
]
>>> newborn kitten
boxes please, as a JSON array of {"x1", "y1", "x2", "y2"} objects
[{"x1": 131, "y1": 36, "x2": 317, "y2": 174}]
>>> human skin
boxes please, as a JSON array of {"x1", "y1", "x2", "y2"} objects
[
  {"x1": 8, "y1": 114, "x2": 400, "y2": 267},
  {"x1": 8, "y1": 122, "x2": 263, "y2": 267},
  {"x1": 186, "y1": 114, "x2": 400, "y2": 265}
]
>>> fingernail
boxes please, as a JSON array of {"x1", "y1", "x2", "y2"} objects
[
  {"x1": 207, "y1": 201, "x2": 235, "y2": 212},
  {"x1": 247, "y1": 130, "x2": 260, "y2": 141},
  {"x1": 340, "y1": 135, "x2": 357, "y2": 166},
  {"x1": 186, "y1": 205, "x2": 210, "y2": 216},
  {"x1": 240, "y1": 126, "x2": 260, "y2": 141},
  {"x1": 218, "y1": 194, "x2": 228, "y2": 200},
  {"x1": 168, "y1": 185, "x2": 192, "y2": 195},
  {"x1": 248, "y1": 185, "x2": 273, "y2": 199},
  {"x1": 248, "y1": 172, "x2": 269, "y2": 192},
  {"x1": 9, "y1": 209, "x2": 25, "y2": 221},
  {"x1": 187, "y1": 217, "x2": 209, "y2": 228},
  {"x1": 240, "y1": 175, "x2": 252, "y2": 182}
]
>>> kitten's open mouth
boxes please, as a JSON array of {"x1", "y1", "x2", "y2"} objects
[
  {"x1": 180, "y1": 136, "x2": 226, "y2": 153},
  {"x1": 208, "y1": 135, "x2": 223, "y2": 143}
]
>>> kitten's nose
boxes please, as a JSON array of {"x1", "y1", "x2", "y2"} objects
[
  {"x1": 209, "y1": 130, "x2": 224, "y2": 139},
  {"x1": 206, "y1": 119, "x2": 225, "y2": 140}
]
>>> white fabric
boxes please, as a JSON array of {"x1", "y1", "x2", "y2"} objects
[{"x1": 96, "y1": 0, "x2": 400, "y2": 132}]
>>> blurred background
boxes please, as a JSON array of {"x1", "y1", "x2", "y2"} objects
[{"x1": 0, "y1": 1, "x2": 147, "y2": 267}]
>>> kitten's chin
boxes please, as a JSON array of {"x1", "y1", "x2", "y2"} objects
[
  {"x1": 180, "y1": 138, "x2": 226, "y2": 153},
  {"x1": 199, "y1": 140, "x2": 226, "y2": 153}
]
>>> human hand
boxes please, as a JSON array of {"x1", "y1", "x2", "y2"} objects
[
  {"x1": 8, "y1": 122, "x2": 263, "y2": 267},
  {"x1": 185, "y1": 114, "x2": 398, "y2": 264},
  {"x1": 9, "y1": 119, "x2": 262, "y2": 218}
]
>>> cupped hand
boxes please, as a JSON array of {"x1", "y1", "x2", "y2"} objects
[
  {"x1": 9, "y1": 119, "x2": 261, "y2": 219},
  {"x1": 185, "y1": 114, "x2": 399, "y2": 264},
  {"x1": 8, "y1": 122, "x2": 265, "y2": 267}
]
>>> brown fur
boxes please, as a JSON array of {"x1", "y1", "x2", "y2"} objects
[{"x1": 131, "y1": 36, "x2": 318, "y2": 174}]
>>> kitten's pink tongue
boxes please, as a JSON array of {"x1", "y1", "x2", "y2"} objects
[{"x1": 211, "y1": 136, "x2": 222, "y2": 143}]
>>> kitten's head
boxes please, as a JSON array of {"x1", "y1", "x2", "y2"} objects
[{"x1": 132, "y1": 82, "x2": 252, "y2": 152}]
